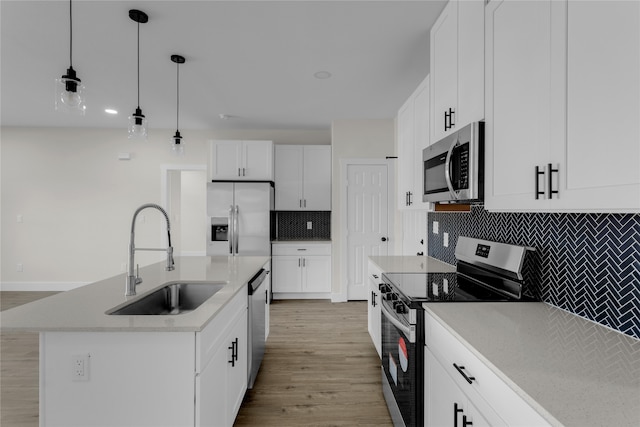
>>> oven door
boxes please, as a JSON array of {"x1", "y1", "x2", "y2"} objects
[{"x1": 381, "y1": 301, "x2": 419, "y2": 427}]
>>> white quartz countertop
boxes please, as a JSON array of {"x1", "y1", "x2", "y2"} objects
[
  {"x1": 1, "y1": 256, "x2": 269, "y2": 332},
  {"x1": 424, "y1": 302, "x2": 640, "y2": 427},
  {"x1": 369, "y1": 255, "x2": 456, "y2": 274}
]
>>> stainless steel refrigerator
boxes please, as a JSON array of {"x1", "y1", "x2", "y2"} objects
[{"x1": 206, "y1": 181, "x2": 274, "y2": 256}]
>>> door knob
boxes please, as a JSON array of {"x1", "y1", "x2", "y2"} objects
[{"x1": 381, "y1": 237, "x2": 387, "y2": 242}]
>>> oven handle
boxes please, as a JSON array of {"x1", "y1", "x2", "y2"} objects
[
  {"x1": 381, "y1": 303, "x2": 415, "y2": 343},
  {"x1": 444, "y1": 138, "x2": 459, "y2": 200}
]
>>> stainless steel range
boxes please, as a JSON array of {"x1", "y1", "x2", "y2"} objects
[{"x1": 380, "y1": 236, "x2": 539, "y2": 427}]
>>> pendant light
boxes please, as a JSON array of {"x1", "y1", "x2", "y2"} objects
[
  {"x1": 128, "y1": 9, "x2": 149, "y2": 140},
  {"x1": 55, "y1": 0, "x2": 85, "y2": 114},
  {"x1": 170, "y1": 55, "x2": 186, "y2": 156}
]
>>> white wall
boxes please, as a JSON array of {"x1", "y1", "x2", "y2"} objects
[
  {"x1": 330, "y1": 119, "x2": 396, "y2": 300},
  {"x1": 0, "y1": 126, "x2": 329, "y2": 290}
]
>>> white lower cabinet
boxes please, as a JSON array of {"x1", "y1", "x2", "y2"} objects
[
  {"x1": 40, "y1": 289, "x2": 248, "y2": 427},
  {"x1": 367, "y1": 260, "x2": 382, "y2": 358},
  {"x1": 424, "y1": 312, "x2": 550, "y2": 427},
  {"x1": 195, "y1": 293, "x2": 248, "y2": 426},
  {"x1": 426, "y1": 349, "x2": 504, "y2": 427},
  {"x1": 271, "y1": 243, "x2": 331, "y2": 299}
]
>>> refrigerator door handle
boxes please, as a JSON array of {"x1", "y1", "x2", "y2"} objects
[
  {"x1": 228, "y1": 205, "x2": 234, "y2": 254},
  {"x1": 234, "y1": 205, "x2": 239, "y2": 255}
]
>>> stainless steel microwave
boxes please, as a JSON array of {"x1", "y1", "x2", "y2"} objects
[{"x1": 422, "y1": 121, "x2": 484, "y2": 203}]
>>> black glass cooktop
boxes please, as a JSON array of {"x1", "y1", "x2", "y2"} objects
[{"x1": 382, "y1": 272, "x2": 513, "y2": 304}]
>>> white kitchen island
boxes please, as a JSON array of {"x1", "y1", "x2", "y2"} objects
[{"x1": 1, "y1": 256, "x2": 268, "y2": 427}]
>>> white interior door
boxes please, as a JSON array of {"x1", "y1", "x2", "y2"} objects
[{"x1": 346, "y1": 163, "x2": 390, "y2": 300}]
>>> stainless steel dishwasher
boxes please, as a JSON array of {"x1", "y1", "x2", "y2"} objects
[{"x1": 247, "y1": 268, "x2": 267, "y2": 389}]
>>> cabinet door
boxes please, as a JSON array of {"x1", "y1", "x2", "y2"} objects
[
  {"x1": 211, "y1": 141, "x2": 242, "y2": 180},
  {"x1": 195, "y1": 343, "x2": 228, "y2": 427},
  {"x1": 412, "y1": 78, "x2": 431, "y2": 210},
  {"x1": 552, "y1": 0, "x2": 640, "y2": 211},
  {"x1": 302, "y1": 256, "x2": 331, "y2": 293},
  {"x1": 226, "y1": 307, "x2": 248, "y2": 423},
  {"x1": 243, "y1": 140, "x2": 274, "y2": 180},
  {"x1": 271, "y1": 256, "x2": 302, "y2": 293},
  {"x1": 302, "y1": 146, "x2": 331, "y2": 210},
  {"x1": 275, "y1": 145, "x2": 303, "y2": 210},
  {"x1": 484, "y1": 0, "x2": 553, "y2": 211},
  {"x1": 397, "y1": 99, "x2": 415, "y2": 209},
  {"x1": 426, "y1": 348, "x2": 466, "y2": 426},
  {"x1": 430, "y1": 0, "x2": 458, "y2": 142},
  {"x1": 457, "y1": 0, "x2": 485, "y2": 128}
]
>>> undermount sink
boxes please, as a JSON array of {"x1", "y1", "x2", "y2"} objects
[{"x1": 107, "y1": 282, "x2": 227, "y2": 315}]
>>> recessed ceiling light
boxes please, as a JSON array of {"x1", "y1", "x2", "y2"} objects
[
  {"x1": 314, "y1": 71, "x2": 332, "y2": 79},
  {"x1": 105, "y1": 108, "x2": 118, "y2": 115}
]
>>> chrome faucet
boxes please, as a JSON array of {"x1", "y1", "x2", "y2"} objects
[{"x1": 126, "y1": 203, "x2": 175, "y2": 296}]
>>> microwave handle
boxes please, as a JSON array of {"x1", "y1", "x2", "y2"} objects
[{"x1": 444, "y1": 138, "x2": 459, "y2": 200}]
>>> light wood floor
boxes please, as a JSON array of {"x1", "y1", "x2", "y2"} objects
[{"x1": 1, "y1": 293, "x2": 391, "y2": 426}]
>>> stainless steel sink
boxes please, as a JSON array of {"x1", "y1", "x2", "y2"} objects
[{"x1": 107, "y1": 282, "x2": 227, "y2": 315}]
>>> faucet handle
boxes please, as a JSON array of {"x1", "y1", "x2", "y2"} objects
[{"x1": 135, "y1": 264, "x2": 143, "y2": 284}]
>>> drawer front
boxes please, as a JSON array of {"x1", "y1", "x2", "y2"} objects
[
  {"x1": 272, "y1": 243, "x2": 331, "y2": 256},
  {"x1": 196, "y1": 289, "x2": 248, "y2": 373},
  {"x1": 425, "y1": 312, "x2": 550, "y2": 426}
]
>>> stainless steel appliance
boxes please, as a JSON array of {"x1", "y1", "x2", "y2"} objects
[
  {"x1": 380, "y1": 237, "x2": 538, "y2": 427},
  {"x1": 422, "y1": 122, "x2": 484, "y2": 203},
  {"x1": 247, "y1": 268, "x2": 268, "y2": 389},
  {"x1": 206, "y1": 181, "x2": 274, "y2": 256}
]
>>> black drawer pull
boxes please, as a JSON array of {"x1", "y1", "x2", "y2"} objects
[
  {"x1": 535, "y1": 166, "x2": 545, "y2": 199},
  {"x1": 453, "y1": 363, "x2": 475, "y2": 384}
]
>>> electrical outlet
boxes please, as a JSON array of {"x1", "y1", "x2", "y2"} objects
[
  {"x1": 16, "y1": 263, "x2": 23, "y2": 272},
  {"x1": 444, "y1": 232, "x2": 449, "y2": 248},
  {"x1": 72, "y1": 354, "x2": 90, "y2": 381},
  {"x1": 433, "y1": 221, "x2": 439, "y2": 234},
  {"x1": 16, "y1": 214, "x2": 23, "y2": 223},
  {"x1": 307, "y1": 221, "x2": 313, "y2": 230}
]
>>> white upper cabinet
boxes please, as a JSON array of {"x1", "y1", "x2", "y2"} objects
[
  {"x1": 485, "y1": 0, "x2": 640, "y2": 212},
  {"x1": 430, "y1": 0, "x2": 485, "y2": 143},
  {"x1": 210, "y1": 140, "x2": 274, "y2": 181},
  {"x1": 397, "y1": 75, "x2": 432, "y2": 210},
  {"x1": 274, "y1": 145, "x2": 331, "y2": 211}
]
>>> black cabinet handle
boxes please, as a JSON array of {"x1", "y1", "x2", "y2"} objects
[
  {"x1": 228, "y1": 338, "x2": 238, "y2": 367},
  {"x1": 548, "y1": 163, "x2": 559, "y2": 199},
  {"x1": 417, "y1": 252, "x2": 424, "y2": 256},
  {"x1": 453, "y1": 363, "x2": 475, "y2": 384},
  {"x1": 445, "y1": 108, "x2": 456, "y2": 131},
  {"x1": 408, "y1": 191, "x2": 413, "y2": 206},
  {"x1": 463, "y1": 415, "x2": 473, "y2": 426},
  {"x1": 454, "y1": 402, "x2": 463, "y2": 427},
  {"x1": 535, "y1": 166, "x2": 545, "y2": 199},
  {"x1": 381, "y1": 237, "x2": 387, "y2": 242}
]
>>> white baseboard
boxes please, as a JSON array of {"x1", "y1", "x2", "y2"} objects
[
  {"x1": 272, "y1": 292, "x2": 331, "y2": 300},
  {"x1": 331, "y1": 292, "x2": 348, "y2": 302},
  {"x1": 0, "y1": 282, "x2": 88, "y2": 292}
]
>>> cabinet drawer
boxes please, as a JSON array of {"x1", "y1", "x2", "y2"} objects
[
  {"x1": 272, "y1": 243, "x2": 331, "y2": 256},
  {"x1": 196, "y1": 289, "x2": 248, "y2": 373},
  {"x1": 425, "y1": 312, "x2": 550, "y2": 426}
]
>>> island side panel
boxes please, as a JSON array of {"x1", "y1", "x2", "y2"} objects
[{"x1": 40, "y1": 331, "x2": 195, "y2": 427}]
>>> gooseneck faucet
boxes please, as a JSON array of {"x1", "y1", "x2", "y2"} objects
[{"x1": 126, "y1": 204, "x2": 175, "y2": 296}]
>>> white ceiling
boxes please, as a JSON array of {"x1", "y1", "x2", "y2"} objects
[{"x1": 1, "y1": 0, "x2": 446, "y2": 131}]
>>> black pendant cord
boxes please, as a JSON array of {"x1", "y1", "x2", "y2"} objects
[
  {"x1": 136, "y1": 21, "x2": 140, "y2": 109},
  {"x1": 68, "y1": 0, "x2": 73, "y2": 67},
  {"x1": 176, "y1": 61, "x2": 180, "y2": 131}
]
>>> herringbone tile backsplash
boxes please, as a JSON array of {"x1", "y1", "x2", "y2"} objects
[{"x1": 427, "y1": 205, "x2": 640, "y2": 339}]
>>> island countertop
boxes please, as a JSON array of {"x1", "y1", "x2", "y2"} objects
[
  {"x1": 424, "y1": 302, "x2": 640, "y2": 427},
  {"x1": 0, "y1": 256, "x2": 269, "y2": 332}
]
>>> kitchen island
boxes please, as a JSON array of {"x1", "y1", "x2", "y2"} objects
[{"x1": 1, "y1": 256, "x2": 268, "y2": 427}]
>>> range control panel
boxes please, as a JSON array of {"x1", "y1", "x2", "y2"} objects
[{"x1": 475, "y1": 244, "x2": 491, "y2": 258}]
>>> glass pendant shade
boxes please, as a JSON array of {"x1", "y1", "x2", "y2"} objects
[
  {"x1": 128, "y1": 107, "x2": 147, "y2": 139},
  {"x1": 170, "y1": 130, "x2": 184, "y2": 156},
  {"x1": 55, "y1": 70, "x2": 85, "y2": 115}
]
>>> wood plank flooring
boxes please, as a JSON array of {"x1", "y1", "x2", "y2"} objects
[{"x1": 0, "y1": 293, "x2": 392, "y2": 426}]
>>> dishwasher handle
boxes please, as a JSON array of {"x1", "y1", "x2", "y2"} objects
[{"x1": 248, "y1": 269, "x2": 268, "y2": 295}]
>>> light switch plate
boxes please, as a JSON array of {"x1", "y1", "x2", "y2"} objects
[
  {"x1": 307, "y1": 221, "x2": 313, "y2": 230},
  {"x1": 433, "y1": 221, "x2": 439, "y2": 234},
  {"x1": 444, "y1": 232, "x2": 449, "y2": 247}
]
